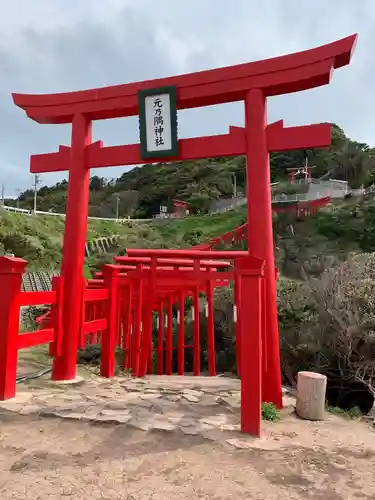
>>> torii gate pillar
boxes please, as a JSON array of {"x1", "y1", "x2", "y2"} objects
[
  {"x1": 52, "y1": 114, "x2": 92, "y2": 380},
  {"x1": 245, "y1": 89, "x2": 282, "y2": 406}
]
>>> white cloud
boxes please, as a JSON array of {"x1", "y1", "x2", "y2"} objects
[{"x1": 0, "y1": 0, "x2": 373, "y2": 195}]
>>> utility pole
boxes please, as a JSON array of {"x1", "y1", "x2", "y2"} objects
[
  {"x1": 232, "y1": 173, "x2": 237, "y2": 199},
  {"x1": 1, "y1": 184, "x2": 4, "y2": 206},
  {"x1": 33, "y1": 174, "x2": 40, "y2": 214}
]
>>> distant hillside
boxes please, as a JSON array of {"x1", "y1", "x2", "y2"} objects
[
  {"x1": 2, "y1": 192, "x2": 375, "y2": 279},
  {"x1": 10, "y1": 124, "x2": 374, "y2": 219}
]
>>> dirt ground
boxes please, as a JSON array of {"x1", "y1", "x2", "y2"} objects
[{"x1": 0, "y1": 407, "x2": 374, "y2": 500}]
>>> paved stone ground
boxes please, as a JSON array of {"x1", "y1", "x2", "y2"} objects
[
  {"x1": 0, "y1": 375, "x2": 258, "y2": 440},
  {"x1": 1, "y1": 374, "x2": 375, "y2": 498}
]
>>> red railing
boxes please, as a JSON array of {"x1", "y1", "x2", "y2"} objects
[{"x1": 0, "y1": 257, "x2": 63, "y2": 399}]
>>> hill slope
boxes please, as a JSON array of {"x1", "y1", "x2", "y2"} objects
[
  {"x1": 2, "y1": 194, "x2": 375, "y2": 278},
  {"x1": 10, "y1": 124, "x2": 375, "y2": 219}
]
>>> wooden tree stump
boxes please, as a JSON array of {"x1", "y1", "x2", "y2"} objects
[{"x1": 296, "y1": 371, "x2": 327, "y2": 421}]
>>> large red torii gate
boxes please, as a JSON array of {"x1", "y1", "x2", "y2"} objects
[{"x1": 13, "y1": 34, "x2": 357, "y2": 407}]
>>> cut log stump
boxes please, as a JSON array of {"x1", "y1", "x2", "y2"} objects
[{"x1": 296, "y1": 371, "x2": 327, "y2": 421}]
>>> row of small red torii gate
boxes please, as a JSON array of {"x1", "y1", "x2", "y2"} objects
[{"x1": 0, "y1": 33, "x2": 357, "y2": 436}]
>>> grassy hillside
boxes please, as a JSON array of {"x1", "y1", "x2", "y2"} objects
[
  {"x1": 2, "y1": 194, "x2": 375, "y2": 277},
  {"x1": 0, "y1": 209, "x2": 163, "y2": 270}
]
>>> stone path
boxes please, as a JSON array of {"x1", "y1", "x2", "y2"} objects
[{"x1": 0, "y1": 375, "x2": 266, "y2": 441}]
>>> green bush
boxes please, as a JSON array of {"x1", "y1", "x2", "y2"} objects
[{"x1": 262, "y1": 402, "x2": 280, "y2": 421}]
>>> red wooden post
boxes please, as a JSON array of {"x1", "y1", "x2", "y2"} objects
[
  {"x1": 132, "y1": 276, "x2": 143, "y2": 376},
  {"x1": 0, "y1": 257, "x2": 27, "y2": 400},
  {"x1": 177, "y1": 292, "x2": 185, "y2": 375},
  {"x1": 139, "y1": 303, "x2": 153, "y2": 377},
  {"x1": 234, "y1": 275, "x2": 241, "y2": 378},
  {"x1": 146, "y1": 305, "x2": 153, "y2": 375},
  {"x1": 100, "y1": 265, "x2": 120, "y2": 378},
  {"x1": 49, "y1": 276, "x2": 64, "y2": 357},
  {"x1": 52, "y1": 113, "x2": 92, "y2": 382},
  {"x1": 165, "y1": 297, "x2": 173, "y2": 375},
  {"x1": 245, "y1": 89, "x2": 283, "y2": 408},
  {"x1": 193, "y1": 286, "x2": 200, "y2": 376},
  {"x1": 124, "y1": 284, "x2": 133, "y2": 369},
  {"x1": 236, "y1": 256, "x2": 264, "y2": 436},
  {"x1": 78, "y1": 279, "x2": 86, "y2": 350},
  {"x1": 206, "y1": 278, "x2": 216, "y2": 376},
  {"x1": 157, "y1": 301, "x2": 164, "y2": 375}
]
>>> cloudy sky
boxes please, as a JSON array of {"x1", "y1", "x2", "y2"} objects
[{"x1": 0, "y1": 0, "x2": 373, "y2": 196}]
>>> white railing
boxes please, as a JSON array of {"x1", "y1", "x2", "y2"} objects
[{"x1": 1, "y1": 205, "x2": 152, "y2": 223}]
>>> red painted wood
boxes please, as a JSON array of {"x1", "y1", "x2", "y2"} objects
[
  {"x1": 165, "y1": 298, "x2": 173, "y2": 376},
  {"x1": 0, "y1": 257, "x2": 27, "y2": 400},
  {"x1": 84, "y1": 288, "x2": 109, "y2": 301},
  {"x1": 177, "y1": 293, "x2": 185, "y2": 376},
  {"x1": 100, "y1": 266, "x2": 120, "y2": 378},
  {"x1": 18, "y1": 290, "x2": 57, "y2": 307},
  {"x1": 245, "y1": 89, "x2": 283, "y2": 409},
  {"x1": 13, "y1": 35, "x2": 356, "y2": 124},
  {"x1": 18, "y1": 328, "x2": 54, "y2": 349},
  {"x1": 51, "y1": 114, "x2": 92, "y2": 382},
  {"x1": 83, "y1": 318, "x2": 107, "y2": 335},
  {"x1": 206, "y1": 277, "x2": 216, "y2": 377},
  {"x1": 193, "y1": 286, "x2": 200, "y2": 376},
  {"x1": 237, "y1": 258, "x2": 264, "y2": 436}
]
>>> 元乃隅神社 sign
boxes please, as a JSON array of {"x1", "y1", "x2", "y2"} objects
[{"x1": 138, "y1": 86, "x2": 178, "y2": 160}]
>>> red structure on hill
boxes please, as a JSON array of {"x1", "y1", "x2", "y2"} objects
[
  {"x1": 2, "y1": 34, "x2": 357, "y2": 436},
  {"x1": 172, "y1": 199, "x2": 190, "y2": 218}
]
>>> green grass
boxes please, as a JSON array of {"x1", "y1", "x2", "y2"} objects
[
  {"x1": 3, "y1": 195, "x2": 375, "y2": 273},
  {"x1": 327, "y1": 405, "x2": 363, "y2": 419},
  {"x1": 262, "y1": 402, "x2": 280, "y2": 422},
  {"x1": 154, "y1": 207, "x2": 247, "y2": 244}
]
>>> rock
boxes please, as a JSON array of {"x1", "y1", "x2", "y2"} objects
[
  {"x1": 130, "y1": 419, "x2": 153, "y2": 431},
  {"x1": 182, "y1": 394, "x2": 200, "y2": 403},
  {"x1": 183, "y1": 389, "x2": 203, "y2": 397},
  {"x1": 140, "y1": 393, "x2": 161, "y2": 400},
  {"x1": 19, "y1": 405, "x2": 42, "y2": 415},
  {"x1": 101, "y1": 409, "x2": 130, "y2": 417},
  {"x1": 0, "y1": 392, "x2": 33, "y2": 409},
  {"x1": 113, "y1": 413, "x2": 132, "y2": 424},
  {"x1": 180, "y1": 426, "x2": 200, "y2": 435},
  {"x1": 199, "y1": 395, "x2": 220, "y2": 407},
  {"x1": 179, "y1": 417, "x2": 196, "y2": 427},
  {"x1": 221, "y1": 424, "x2": 240, "y2": 431},
  {"x1": 59, "y1": 412, "x2": 91, "y2": 421},
  {"x1": 165, "y1": 394, "x2": 181, "y2": 402},
  {"x1": 226, "y1": 438, "x2": 254, "y2": 449},
  {"x1": 152, "y1": 419, "x2": 176, "y2": 431},
  {"x1": 217, "y1": 396, "x2": 240, "y2": 408},
  {"x1": 201, "y1": 415, "x2": 228, "y2": 426},
  {"x1": 201, "y1": 429, "x2": 226, "y2": 441},
  {"x1": 128, "y1": 399, "x2": 152, "y2": 408}
]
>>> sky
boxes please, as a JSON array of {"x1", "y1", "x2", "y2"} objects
[{"x1": 0, "y1": 0, "x2": 373, "y2": 196}]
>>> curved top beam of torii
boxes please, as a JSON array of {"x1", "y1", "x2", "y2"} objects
[{"x1": 13, "y1": 34, "x2": 357, "y2": 125}]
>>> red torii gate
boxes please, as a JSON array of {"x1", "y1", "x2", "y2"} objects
[{"x1": 12, "y1": 35, "x2": 357, "y2": 409}]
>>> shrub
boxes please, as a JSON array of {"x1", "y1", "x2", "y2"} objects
[
  {"x1": 277, "y1": 253, "x2": 375, "y2": 396},
  {"x1": 262, "y1": 402, "x2": 280, "y2": 421}
]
